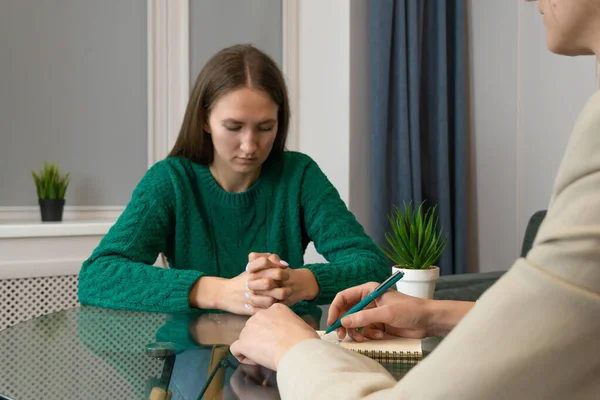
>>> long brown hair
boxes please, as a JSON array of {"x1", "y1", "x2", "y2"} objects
[{"x1": 168, "y1": 44, "x2": 290, "y2": 164}]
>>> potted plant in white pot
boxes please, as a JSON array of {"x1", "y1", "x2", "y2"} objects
[
  {"x1": 31, "y1": 162, "x2": 70, "y2": 222},
  {"x1": 381, "y1": 201, "x2": 448, "y2": 299}
]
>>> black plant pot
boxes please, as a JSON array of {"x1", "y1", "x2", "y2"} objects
[{"x1": 39, "y1": 199, "x2": 65, "y2": 222}]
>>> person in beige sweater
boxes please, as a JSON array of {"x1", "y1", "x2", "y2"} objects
[{"x1": 230, "y1": 0, "x2": 600, "y2": 398}]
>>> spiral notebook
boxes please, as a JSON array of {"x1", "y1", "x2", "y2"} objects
[{"x1": 317, "y1": 331, "x2": 422, "y2": 364}]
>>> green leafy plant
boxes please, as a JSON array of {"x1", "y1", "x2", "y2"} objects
[
  {"x1": 381, "y1": 201, "x2": 448, "y2": 270},
  {"x1": 31, "y1": 162, "x2": 70, "y2": 200}
]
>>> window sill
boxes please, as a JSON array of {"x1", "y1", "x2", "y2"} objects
[{"x1": 0, "y1": 220, "x2": 115, "y2": 239}]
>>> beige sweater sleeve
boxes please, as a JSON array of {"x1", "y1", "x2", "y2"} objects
[{"x1": 277, "y1": 92, "x2": 600, "y2": 400}]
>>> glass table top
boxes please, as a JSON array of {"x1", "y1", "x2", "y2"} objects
[{"x1": 0, "y1": 304, "x2": 440, "y2": 400}]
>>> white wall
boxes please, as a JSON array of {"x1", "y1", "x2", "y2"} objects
[
  {"x1": 468, "y1": 0, "x2": 597, "y2": 272},
  {"x1": 296, "y1": 0, "x2": 371, "y2": 264},
  {"x1": 297, "y1": 0, "x2": 350, "y2": 204}
]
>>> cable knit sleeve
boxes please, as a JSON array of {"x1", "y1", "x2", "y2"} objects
[
  {"x1": 77, "y1": 161, "x2": 203, "y2": 313},
  {"x1": 300, "y1": 159, "x2": 389, "y2": 304}
]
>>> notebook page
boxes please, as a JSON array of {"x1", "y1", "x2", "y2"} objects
[{"x1": 317, "y1": 330, "x2": 421, "y2": 353}]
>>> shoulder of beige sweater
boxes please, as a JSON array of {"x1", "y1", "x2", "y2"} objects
[
  {"x1": 546, "y1": 89, "x2": 600, "y2": 191},
  {"x1": 576, "y1": 89, "x2": 600, "y2": 130},
  {"x1": 527, "y1": 90, "x2": 600, "y2": 295},
  {"x1": 583, "y1": 89, "x2": 600, "y2": 118}
]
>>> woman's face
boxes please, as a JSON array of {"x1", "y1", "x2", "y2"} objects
[
  {"x1": 205, "y1": 87, "x2": 278, "y2": 177},
  {"x1": 528, "y1": 0, "x2": 600, "y2": 56}
]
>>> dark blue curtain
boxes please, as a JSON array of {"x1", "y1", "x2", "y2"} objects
[{"x1": 369, "y1": 0, "x2": 468, "y2": 275}]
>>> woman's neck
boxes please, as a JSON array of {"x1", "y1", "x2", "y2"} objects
[{"x1": 209, "y1": 160, "x2": 261, "y2": 193}]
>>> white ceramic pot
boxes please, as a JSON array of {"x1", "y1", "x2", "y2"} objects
[{"x1": 392, "y1": 266, "x2": 440, "y2": 299}]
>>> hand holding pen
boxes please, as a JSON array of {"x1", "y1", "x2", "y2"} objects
[
  {"x1": 325, "y1": 270, "x2": 404, "y2": 335},
  {"x1": 326, "y1": 275, "x2": 448, "y2": 342}
]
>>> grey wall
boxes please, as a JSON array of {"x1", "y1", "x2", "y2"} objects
[
  {"x1": 467, "y1": 0, "x2": 519, "y2": 273},
  {"x1": 349, "y1": 0, "x2": 372, "y2": 236},
  {"x1": 467, "y1": 0, "x2": 597, "y2": 272},
  {"x1": 189, "y1": 0, "x2": 282, "y2": 81},
  {"x1": 0, "y1": 0, "x2": 147, "y2": 207}
]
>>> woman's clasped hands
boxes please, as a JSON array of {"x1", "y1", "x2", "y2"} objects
[
  {"x1": 243, "y1": 252, "x2": 292, "y2": 313},
  {"x1": 189, "y1": 251, "x2": 319, "y2": 316},
  {"x1": 235, "y1": 252, "x2": 319, "y2": 315}
]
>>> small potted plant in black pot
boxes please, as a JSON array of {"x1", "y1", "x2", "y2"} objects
[{"x1": 31, "y1": 162, "x2": 70, "y2": 222}]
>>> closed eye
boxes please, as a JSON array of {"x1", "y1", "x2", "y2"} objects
[
  {"x1": 259, "y1": 125, "x2": 275, "y2": 132},
  {"x1": 225, "y1": 125, "x2": 274, "y2": 132}
]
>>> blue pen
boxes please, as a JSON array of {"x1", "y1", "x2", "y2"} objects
[{"x1": 325, "y1": 270, "x2": 405, "y2": 334}]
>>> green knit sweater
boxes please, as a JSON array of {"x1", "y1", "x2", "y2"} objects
[{"x1": 78, "y1": 151, "x2": 388, "y2": 313}]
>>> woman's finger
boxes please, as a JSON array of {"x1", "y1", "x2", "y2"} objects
[
  {"x1": 248, "y1": 252, "x2": 271, "y2": 262},
  {"x1": 267, "y1": 253, "x2": 290, "y2": 268},
  {"x1": 248, "y1": 293, "x2": 278, "y2": 309},
  {"x1": 247, "y1": 277, "x2": 280, "y2": 291},
  {"x1": 247, "y1": 257, "x2": 279, "y2": 274},
  {"x1": 267, "y1": 253, "x2": 281, "y2": 265},
  {"x1": 247, "y1": 253, "x2": 288, "y2": 273},
  {"x1": 242, "y1": 302, "x2": 258, "y2": 315},
  {"x1": 253, "y1": 286, "x2": 292, "y2": 301},
  {"x1": 249, "y1": 267, "x2": 290, "y2": 282}
]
